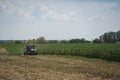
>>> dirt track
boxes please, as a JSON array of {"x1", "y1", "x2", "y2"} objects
[{"x1": 0, "y1": 55, "x2": 120, "y2": 80}]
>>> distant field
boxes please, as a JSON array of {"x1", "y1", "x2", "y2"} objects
[
  {"x1": 0, "y1": 43, "x2": 120, "y2": 61},
  {"x1": 0, "y1": 55, "x2": 120, "y2": 80}
]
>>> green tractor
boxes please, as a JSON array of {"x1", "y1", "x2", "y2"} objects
[{"x1": 24, "y1": 45, "x2": 37, "y2": 55}]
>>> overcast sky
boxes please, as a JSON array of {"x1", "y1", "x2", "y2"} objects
[{"x1": 0, "y1": 0, "x2": 120, "y2": 40}]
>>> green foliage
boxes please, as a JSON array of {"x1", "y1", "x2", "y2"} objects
[
  {"x1": 60, "y1": 40, "x2": 69, "y2": 43},
  {"x1": 26, "y1": 39, "x2": 31, "y2": 44},
  {"x1": 99, "y1": 30, "x2": 120, "y2": 43},
  {"x1": 0, "y1": 43, "x2": 120, "y2": 62},
  {"x1": 35, "y1": 37, "x2": 47, "y2": 44},
  {"x1": 26, "y1": 37, "x2": 47, "y2": 44},
  {"x1": 37, "y1": 43, "x2": 120, "y2": 62},
  {"x1": 9, "y1": 40, "x2": 16, "y2": 44},
  {"x1": 69, "y1": 38, "x2": 91, "y2": 43},
  {"x1": 0, "y1": 44, "x2": 24, "y2": 55},
  {"x1": 93, "y1": 38, "x2": 102, "y2": 43},
  {"x1": 47, "y1": 40, "x2": 58, "y2": 44},
  {"x1": 14, "y1": 40, "x2": 23, "y2": 44}
]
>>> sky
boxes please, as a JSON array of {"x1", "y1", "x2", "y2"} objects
[{"x1": 0, "y1": 0, "x2": 120, "y2": 40}]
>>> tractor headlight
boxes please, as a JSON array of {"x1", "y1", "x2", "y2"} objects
[{"x1": 31, "y1": 48, "x2": 36, "y2": 51}]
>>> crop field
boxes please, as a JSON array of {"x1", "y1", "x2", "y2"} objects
[
  {"x1": 0, "y1": 44, "x2": 23, "y2": 56},
  {"x1": 0, "y1": 43, "x2": 120, "y2": 61},
  {"x1": 36, "y1": 43, "x2": 120, "y2": 62},
  {"x1": 0, "y1": 43, "x2": 120, "y2": 80}
]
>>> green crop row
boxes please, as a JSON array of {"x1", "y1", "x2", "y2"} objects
[
  {"x1": 0, "y1": 43, "x2": 120, "y2": 62},
  {"x1": 36, "y1": 43, "x2": 120, "y2": 62}
]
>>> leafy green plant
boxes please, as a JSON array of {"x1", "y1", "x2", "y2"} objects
[{"x1": 36, "y1": 43, "x2": 120, "y2": 62}]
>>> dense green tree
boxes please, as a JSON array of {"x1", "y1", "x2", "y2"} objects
[
  {"x1": 116, "y1": 31, "x2": 120, "y2": 42},
  {"x1": 47, "y1": 40, "x2": 58, "y2": 44},
  {"x1": 35, "y1": 37, "x2": 46, "y2": 44},
  {"x1": 69, "y1": 38, "x2": 87, "y2": 43},
  {"x1": 99, "y1": 31, "x2": 120, "y2": 43},
  {"x1": 14, "y1": 40, "x2": 22, "y2": 44},
  {"x1": 9, "y1": 40, "x2": 15, "y2": 44},
  {"x1": 26, "y1": 39, "x2": 33, "y2": 44},
  {"x1": 93, "y1": 38, "x2": 102, "y2": 43},
  {"x1": 60, "y1": 40, "x2": 69, "y2": 43}
]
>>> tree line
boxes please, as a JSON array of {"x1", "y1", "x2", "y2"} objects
[
  {"x1": 1, "y1": 30, "x2": 120, "y2": 44},
  {"x1": 26, "y1": 30, "x2": 120, "y2": 44},
  {"x1": 25, "y1": 37, "x2": 90, "y2": 44},
  {"x1": 93, "y1": 30, "x2": 120, "y2": 43}
]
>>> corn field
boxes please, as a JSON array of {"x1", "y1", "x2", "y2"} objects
[
  {"x1": 37, "y1": 43, "x2": 120, "y2": 62},
  {"x1": 0, "y1": 43, "x2": 120, "y2": 62}
]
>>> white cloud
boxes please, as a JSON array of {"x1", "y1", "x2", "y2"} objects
[
  {"x1": 1, "y1": 0, "x2": 118, "y2": 22},
  {"x1": 41, "y1": 6, "x2": 77, "y2": 21},
  {"x1": 29, "y1": 2, "x2": 76, "y2": 21},
  {"x1": 0, "y1": 0, "x2": 78, "y2": 21},
  {"x1": 0, "y1": 0, "x2": 35, "y2": 19},
  {"x1": 28, "y1": 2, "x2": 78, "y2": 21},
  {"x1": 0, "y1": 0, "x2": 16, "y2": 15}
]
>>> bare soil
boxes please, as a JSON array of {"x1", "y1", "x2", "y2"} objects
[{"x1": 0, "y1": 55, "x2": 120, "y2": 80}]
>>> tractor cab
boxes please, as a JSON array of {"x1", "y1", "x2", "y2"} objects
[{"x1": 24, "y1": 45, "x2": 37, "y2": 55}]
